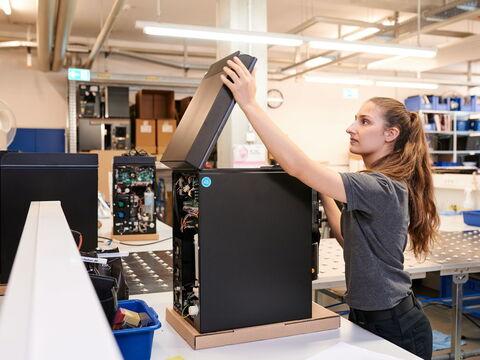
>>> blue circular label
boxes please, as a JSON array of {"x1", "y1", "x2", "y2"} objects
[{"x1": 201, "y1": 177, "x2": 212, "y2": 188}]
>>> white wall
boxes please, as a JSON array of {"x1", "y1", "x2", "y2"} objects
[
  {"x1": 266, "y1": 78, "x2": 460, "y2": 166},
  {"x1": 0, "y1": 49, "x2": 67, "y2": 129}
]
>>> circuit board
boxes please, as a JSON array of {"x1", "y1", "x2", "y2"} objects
[{"x1": 113, "y1": 157, "x2": 156, "y2": 235}]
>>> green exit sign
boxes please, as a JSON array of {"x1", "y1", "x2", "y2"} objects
[{"x1": 68, "y1": 68, "x2": 91, "y2": 81}]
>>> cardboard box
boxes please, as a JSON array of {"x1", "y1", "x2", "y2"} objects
[
  {"x1": 166, "y1": 302, "x2": 340, "y2": 350},
  {"x1": 135, "y1": 119, "x2": 156, "y2": 149},
  {"x1": 136, "y1": 90, "x2": 176, "y2": 119},
  {"x1": 140, "y1": 146, "x2": 157, "y2": 155},
  {"x1": 157, "y1": 119, "x2": 177, "y2": 155},
  {"x1": 89, "y1": 150, "x2": 125, "y2": 203}
]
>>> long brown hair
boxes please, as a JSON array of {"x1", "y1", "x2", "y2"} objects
[{"x1": 366, "y1": 97, "x2": 439, "y2": 259}]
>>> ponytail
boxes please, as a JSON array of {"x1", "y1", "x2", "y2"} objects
[{"x1": 366, "y1": 97, "x2": 439, "y2": 259}]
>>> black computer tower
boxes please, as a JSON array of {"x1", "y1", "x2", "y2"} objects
[
  {"x1": 161, "y1": 52, "x2": 319, "y2": 333},
  {"x1": 105, "y1": 86, "x2": 130, "y2": 118},
  {"x1": 0, "y1": 152, "x2": 98, "y2": 283}
]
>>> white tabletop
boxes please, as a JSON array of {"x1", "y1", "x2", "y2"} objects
[{"x1": 133, "y1": 292, "x2": 421, "y2": 360}]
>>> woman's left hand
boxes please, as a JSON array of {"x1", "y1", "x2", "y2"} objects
[{"x1": 220, "y1": 56, "x2": 257, "y2": 110}]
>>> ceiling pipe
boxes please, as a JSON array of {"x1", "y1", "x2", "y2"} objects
[
  {"x1": 83, "y1": 0, "x2": 125, "y2": 69},
  {"x1": 51, "y1": 0, "x2": 77, "y2": 71},
  {"x1": 109, "y1": 49, "x2": 210, "y2": 71},
  {"x1": 36, "y1": 0, "x2": 57, "y2": 71}
]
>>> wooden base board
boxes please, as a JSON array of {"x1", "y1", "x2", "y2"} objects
[
  {"x1": 111, "y1": 233, "x2": 158, "y2": 241},
  {"x1": 0, "y1": 284, "x2": 6, "y2": 296},
  {"x1": 166, "y1": 302, "x2": 340, "y2": 350}
]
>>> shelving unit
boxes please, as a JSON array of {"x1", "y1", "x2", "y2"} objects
[{"x1": 421, "y1": 110, "x2": 480, "y2": 163}]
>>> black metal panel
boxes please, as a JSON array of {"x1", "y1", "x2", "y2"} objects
[
  {"x1": 0, "y1": 152, "x2": 98, "y2": 283},
  {"x1": 161, "y1": 52, "x2": 257, "y2": 170},
  {"x1": 197, "y1": 169, "x2": 312, "y2": 333}
]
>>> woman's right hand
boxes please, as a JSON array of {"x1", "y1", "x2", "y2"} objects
[{"x1": 220, "y1": 56, "x2": 257, "y2": 110}]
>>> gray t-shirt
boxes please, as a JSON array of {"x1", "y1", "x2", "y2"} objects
[{"x1": 339, "y1": 171, "x2": 412, "y2": 311}]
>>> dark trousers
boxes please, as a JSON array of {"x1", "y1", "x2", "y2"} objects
[{"x1": 349, "y1": 295, "x2": 433, "y2": 360}]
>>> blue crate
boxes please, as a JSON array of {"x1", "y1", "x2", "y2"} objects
[
  {"x1": 405, "y1": 95, "x2": 435, "y2": 111},
  {"x1": 441, "y1": 275, "x2": 480, "y2": 297},
  {"x1": 113, "y1": 299, "x2": 161, "y2": 360},
  {"x1": 457, "y1": 120, "x2": 470, "y2": 131},
  {"x1": 436, "y1": 97, "x2": 450, "y2": 111},
  {"x1": 463, "y1": 210, "x2": 480, "y2": 226},
  {"x1": 460, "y1": 96, "x2": 478, "y2": 112},
  {"x1": 471, "y1": 120, "x2": 480, "y2": 131}
]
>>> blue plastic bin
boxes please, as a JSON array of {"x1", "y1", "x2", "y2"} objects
[
  {"x1": 463, "y1": 210, "x2": 480, "y2": 226},
  {"x1": 405, "y1": 95, "x2": 435, "y2": 111},
  {"x1": 435, "y1": 97, "x2": 450, "y2": 111},
  {"x1": 460, "y1": 96, "x2": 478, "y2": 112},
  {"x1": 471, "y1": 120, "x2": 480, "y2": 131},
  {"x1": 457, "y1": 120, "x2": 470, "y2": 131},
  {"x1": 113, "y1": 299, "x2": 161, "y2": 360}
]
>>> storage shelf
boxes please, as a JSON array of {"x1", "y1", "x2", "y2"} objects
[
  {"x1": 420, "y1": 110, "x2": 480, "y2": 116},
  {"x1": 457, "y1": 150, "x2": 480, "y2": 154},
  {"x1": 425, "y1": 131, "x2": 454, "y2": 135},
  {"x1": 425, "y1": 131, "x2": 480, "y2": 135},
  {"x1": 430, "y1": 151, "x2": 454, "y2": 154}
]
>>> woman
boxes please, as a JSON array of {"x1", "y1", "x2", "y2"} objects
[{"x1": 221, "y1": 57, "x2": 438, "y2": 360}]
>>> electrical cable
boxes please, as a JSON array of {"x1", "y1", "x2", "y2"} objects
[
  {"x1": 71, "y1": 229, "x2": 83, "y2": 250},
  {"x1": 98, "y1": 235, "x2": 172, "y2": 247}
]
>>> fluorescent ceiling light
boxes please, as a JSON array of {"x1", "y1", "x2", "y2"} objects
[
  {"x1": 282, "y1": 68, "x2": 297, "y2": 75},
  {"x1": 343, "y1": 27, "x2": 380, "y2": 42},
  {"x1": 309, "y1": 38, "x2": 436, "y2": 58},
  {"x1": 136, "y1": 21, "x2": 303, "y2": 47},
  {"x1": 136, "y1": 21, "x2": 437, "y2": 58},
  {"x1": 304, "y1": 56, "x2": 332, "y2": 68},
  {"x1": 304, "y1": 75, "x2": 374, "y2": 86},
  {"x1": 375, "y1": 81, "x2": 439, "y2": 90},
  {"x1": 0, "y1": 0, "x2": 11, "y2": 15}
]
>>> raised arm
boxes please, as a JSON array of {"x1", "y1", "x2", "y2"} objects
[{"x1": 221, "y1": 56, "x2": 346, "y2": 203}]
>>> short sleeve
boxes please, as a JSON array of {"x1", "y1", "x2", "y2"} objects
[{"x1": 339, "y1": 172, "x2": 400, "y2": 214}]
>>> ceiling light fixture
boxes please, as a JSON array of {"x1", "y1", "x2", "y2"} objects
[
  {"x1": 136, "y1": 21, "x2": 438, "y2": 58},
  {"x1": 136, "y1": 21, "x2": 303, "y2": 47},
  {"x1": 304, "y1": 56, "x2": 333, "y2": 68},
  {"x1": 309, "y1": 38, "x2": 436, "y2": 58},
  {"x1": 0, "y1": 0, "x2": 11, "y2": 15},
  {"x1": 343, "y1": 27, "x2": 380, "y2": 42}
]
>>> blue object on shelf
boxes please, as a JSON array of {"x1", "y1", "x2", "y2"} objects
[
  {"x1": 424, "y1": 123, "x2": 436, "y2": 131},
  {"x1": 405, "y1": 95, "x2": 435, "y2": 111},
  {"x1": 113, "y1": 299, "x2": 161, "y2": 360},
  {"x1": 463, "y1": 210, "x2": 480, "y2": 226},
  {"x1": 449, "y1": 97, "x2": 462, "y2": 111},
  {"x1": 434, "y1": 161, "x2": 462, "y2": 167},
  {"x1": 460, "y1": 96, "x2": 478, "y2": 112},
  {"x1": 8, "y1": 128, "x2": 65, "y2": 153},
  {"x1": 441, "y1": 275, "x2": 480, "y2": 297},
  {"x1": 436, "y1": 97, "x2": 450, "y2": 111},
  {"x1": 471, "y1": 120, "x2": 480, "y2": 131},
  {"x1": 457, "y1": 120, "x2": 470, "y2": 131}
]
